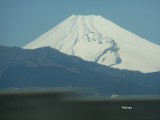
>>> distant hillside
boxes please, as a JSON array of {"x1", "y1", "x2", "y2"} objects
[{"x1": 0, "y1": 45, "x2": 160, "y2": 95}]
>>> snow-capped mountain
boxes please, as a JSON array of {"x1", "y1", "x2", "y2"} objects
[{"x1": 24, "y1": 15, "x2": 160, "y2": 73}]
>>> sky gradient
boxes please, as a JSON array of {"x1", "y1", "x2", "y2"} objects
[{"x1": 0, "y1": 0, "x2": 160, "y2": 47}]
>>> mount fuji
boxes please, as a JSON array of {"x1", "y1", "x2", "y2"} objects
[{"x1": 24, "y1": 15, "x2": 160, "y2": 73}]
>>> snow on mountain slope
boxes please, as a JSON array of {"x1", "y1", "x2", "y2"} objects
[{"x1": 23, "y1": 15, "x2": 160, "y2": 73}]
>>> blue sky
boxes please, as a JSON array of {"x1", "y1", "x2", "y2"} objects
[{"x1": 0, "y1": 0, "x2": 160, "y2": 47}]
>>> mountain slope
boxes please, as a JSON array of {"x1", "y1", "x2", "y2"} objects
[
  {"x1": 23, "y1": 15, "x2": 160, "y2": 73},
  {"x1": 0, "y1": 45, "x2": 160, "y2": 95}
]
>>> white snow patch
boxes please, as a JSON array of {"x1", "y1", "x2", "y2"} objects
[{"x1": 23, "y1": 15, "x2": 160, "y2": 73}]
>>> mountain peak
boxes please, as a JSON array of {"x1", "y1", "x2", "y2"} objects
[
  {"x1": 24, "y1": 15, "x2": 160, "y2": 73},
  {"x1": 71, "y1": 14, "x2": 101, "y2": 17},
  {"x1": 68, "y1": 14, "x2": 105, "y2": 22}
]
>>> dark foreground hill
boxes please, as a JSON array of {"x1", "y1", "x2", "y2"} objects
[
  {"x1": 0, "y1": 45, "x2": 160, "y2": 95},
  {"x1": 1, "y1": 90, "x2": 160, "y2": 120}
]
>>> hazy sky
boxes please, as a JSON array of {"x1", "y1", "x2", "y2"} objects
[{"x1": 0, "y1": 0, "x2": 160, "y2": 47}]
